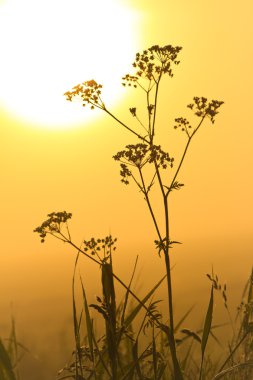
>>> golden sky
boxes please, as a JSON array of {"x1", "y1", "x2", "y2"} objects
[{"x1": 1, "y1": 0, "x2": 253, "y2": 376}]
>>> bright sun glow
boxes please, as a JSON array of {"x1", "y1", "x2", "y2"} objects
[{"x1": 0, "y1": 0, "x2": 139, "y2": 129}]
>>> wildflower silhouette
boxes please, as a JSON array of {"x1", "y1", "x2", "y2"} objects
[{"x1": 36, "y1": 44, "x2": 225, "y2": 379}]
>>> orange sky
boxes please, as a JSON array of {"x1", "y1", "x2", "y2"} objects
[{"x1": 1, "y1": 1, "x2": 253, "y2": 377}]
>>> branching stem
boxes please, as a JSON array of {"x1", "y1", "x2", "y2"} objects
[
  {"x1": 104, "y1": 108, "x2": 148, "y2": 143},
  {"x1": 166, "y1": 114, "x2": 206, "y2": 198},
  {"x1": 138, "y1": 167, "x2": 163, "y2": 242}
]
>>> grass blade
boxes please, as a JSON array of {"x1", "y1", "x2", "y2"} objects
[
  {"x1": 120, "y1": 256, "x2": 139, "y2": 327},
  {"x1": 72, "y1": 252, "x2": 83, "y2": 379},
  {"x1": 101, "y1": 261, "x2": 117, "y2": 377},
  {"x1": 212, "y1": 361, "x2": 253, "y2": 380},
  {"x1": 0, "y1": 339, "x2": 16, "y2": 380},
  {"x1": 132, "y1": 339, "x2": 144, "y2": 380},
  {"x1": 174, "y1": 304, "x2": 195, "y2": 333},
  {"x1": 80, "y1": 277, "x2": 94, "y2": 364},
  {"x1": 199, "y1": 285, "x2": 214, "y2": 380},
  {"x1": 246, "y1": 267, "x2": 253, "y2": 325},
  {"x1": 152, "y1": 326, "x2": 158, "y2": 379},
  {"x1": 124, "y1": 275, "x2": 166, "y2": 329}
]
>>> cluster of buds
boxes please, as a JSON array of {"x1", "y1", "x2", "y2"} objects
[
  {"x1": 34, "y1": 211, "x2": 72, "y2": 242},
  {"x1": 113, "y1": 144, "x2": 173, "y2": 185},
  {"x1": 113, "y1": 144, "x2": 149, "y2": 169},
  {"x1": 206, "y1": 272, "x2": 228, "y2": 309},
  {"x1": 174, "y1": 117, "x2": 192, "y2": 135},
  {"x1": 129, "y1": 107, "x2": 137, "y2": 117},
  {"x1": 122, "y1": 44, "x2": 182, "y2": 86},
  {"x1": 187, "y1": 97, "x2": 224, "y2": 123},
  {"x1": 149, "y1": 145, "x2": 174, "y2": 169},
  {"x1": 83, "y1": 235, "x2": 117, "y2": 261},
  {"x1": 64, "y1": 80, "x2": 104, "y2": 109},
  {"x1": 122, "y1": 74, "x2": 138, "y2": 88}
]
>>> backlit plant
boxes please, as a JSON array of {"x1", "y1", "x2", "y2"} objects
[{"x1": 34, "y1": 45, "x2": 253, "y2": 379}]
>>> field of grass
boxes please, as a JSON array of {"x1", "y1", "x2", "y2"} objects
[{"x1": 1, "y1": 260, "x2": 253, "y2": 379}]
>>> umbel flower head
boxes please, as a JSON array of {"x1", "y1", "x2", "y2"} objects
[
  {"x1": 83, "y1": 235, "x2": 117, "y2": 263},
  {"x1": 122, "y1": 44, "x2": 182, "y2": 86},
  {"x1": 187, "y1": 97, "x2": 224, "y2": 123},
  {"x1": 113, "y1": 144, "x2": 174, "y2": 184},
  {"x1": 64, "y1": 80, "x2": 104, "y2": 109},
  {"x1": 34, "y1": 211, "x2": 72, "y2": 242}
]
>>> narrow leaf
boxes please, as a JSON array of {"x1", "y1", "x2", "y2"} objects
[
  {"x1": 80, "y1": 277, "x2": 94, "y2": 362},
  {"x1": 174, "y1": 304, "x2": 195, "y2": 333},
  {"x1": 181, "y1": 328, "x2": 201, "y2": 344},
  {"x1": 201, "y1": 286, "x2": 214, "y2": 355},
  {"x1": 132, "y1": 340, "x2": 144, "y2": 380},
  {"x1": 0, "y1": 339, "x2": 16, "y2": 380},
  {"x1": 124, "y1": 275, "x2": 166, "y2": 329}
]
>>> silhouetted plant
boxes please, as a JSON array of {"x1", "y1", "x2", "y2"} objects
[
  {"x1": 65, "y1": 44, "x2": 223, "y2": 379},
  {"x1": 34, "y1": 44, "x2": 253, "y2": 379}
]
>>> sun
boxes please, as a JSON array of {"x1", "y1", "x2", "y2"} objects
[{"x1": 0, "y1": 0, "x2": 139, "y2": 129}]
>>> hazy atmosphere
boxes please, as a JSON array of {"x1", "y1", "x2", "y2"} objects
[{"x1": 1, "y1": 1, "x2": 252, "y2": 379}]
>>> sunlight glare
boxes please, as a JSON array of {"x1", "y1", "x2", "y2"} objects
[{"x1": 0, "y1": 0, "x2": 139, "y2": 129}]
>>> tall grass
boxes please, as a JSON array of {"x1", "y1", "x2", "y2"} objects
[
  {"x1": 33, "y1": 44, "x2": 253, "y2": 379},
  {"x1": 0, "y1": 318, "x2": 29, "y2": 380}
]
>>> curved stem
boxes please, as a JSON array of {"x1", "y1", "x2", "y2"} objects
[
  {"x1": 138, "y1": 167, "x2": 163, "y2": 242},
  {"x1": 104, "y1": 108, "x2": 148, "y2": 143},
  {"x1": 151, "y1": 73, "x2": 162, "y2": 143},
  {"x1": 166, "y1": 114, "x2": 206, "y2": 198},
  {"x1": 218, "y1": 331, "x2": 249, "y2": 373},
  {"x1": 146, "y1": 87, "x2": 152, "y2": 138},
  {"x1": 212, "y1": 361, "x2": 253, "y2": 380}
]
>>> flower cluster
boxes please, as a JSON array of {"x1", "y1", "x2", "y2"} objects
[
  {"x1": 206, "y1": 272, "x2": 228, "y2": 309},
  {"x1": 34, "y1": 211, "x2": 72, "y2": 242},
  {"x1": 187, "y1": 97, "x2": 224, "y2": 123},
  {"x1": 90, "y1": 296, "x2": 111, "y2": 321},
  {"x1": 129, "y1": 107, "x2": 137, "y2": 117},
  {"x1": 122, "y1": 45, "x2": 182, "y2": 86},
  {"x1": 64, "y1": 80, "x2": 104, "y2": 109},
  {"x1": 113, "y1": 144, "x2": 149, "y2": 184},
  {"x1": 113, "y1": 144, "x2": 173, "y2": 185},
  {"x1": 149, "y1": 145, "x2": 174, "y2": 169},
  {"x1": 113, "y1": 144, "x2": 149, "y2": 168},
  {"x1": 118, "y1": 163, "x2": 132, "y2": 185},
  {"x1": 147, "y1": 104, "x2": 155, "y2": 115},
  {"x1": 174, "y1": 117, "x2": 192, "y2": 133},
  {"x1": 83, "y1": 235, "x2": 117, "y2": 261},
  {"x1": 122, "y1": 74, "x2": 138, "y2": 88}
]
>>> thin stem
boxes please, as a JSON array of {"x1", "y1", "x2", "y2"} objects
[
  {"x1": 164, "y1": 189, "x2": 182, "y2": 379},
  {"x1": 147, "y1": 86, "x2": 152, "y2": 138},
  {"x1": 218, "y1": 331, "x2": 249, "y2": 373},
  {"x1": 66, "y1": 221, "x2": 71, "y2": 241},
  {"x1": 104, "y1": 108, "x2": 149, "y2": 143},
  {"x1": 151, "y1": 73, "x2": 162, "y2": 143},
  {"x1": 152, "y1": 158, "x2": 182, "y2": 378},
  {"x1": 138, "y1": 167, "x2": 163, "y2": 242},
  {"x1": 212, "y1": 361, "x2": 253, "y2": 380},
  {"x1": 135, "y1": 115, "x2": 149, "y2": 134},
  {"x1": 140, "y1": 158, "x2": 182, "y2": 378},
  {"x1": 154, "y1": 162, "x2": 166, "y2": 198},
  {"x1": 138, "y1": 154, "x2": 181, "y2": 374},
  {"x1": 166, "y1": 115, "x2": 207, "y2": 198},
  {"x1": 131, "y1": 172, "x2": 144, "y2": 192}
]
